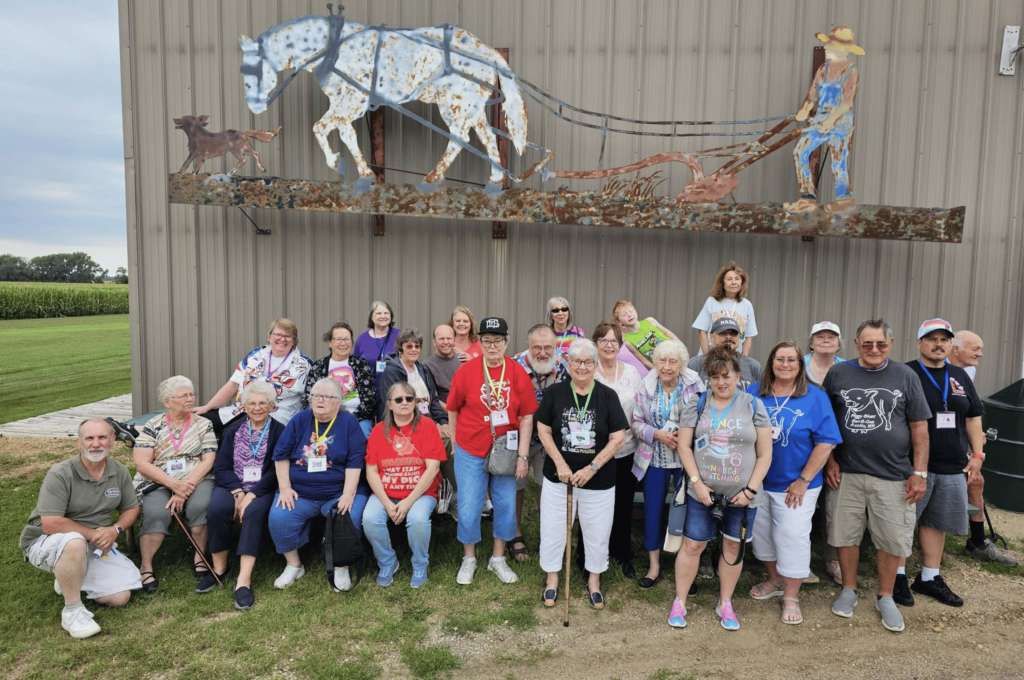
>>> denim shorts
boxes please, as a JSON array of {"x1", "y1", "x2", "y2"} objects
[{"x1": 683, "y1": 499, "x2": 757, "y2": 543}]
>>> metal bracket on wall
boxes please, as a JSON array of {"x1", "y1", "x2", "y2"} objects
[
  {"x1": 491, "y1": 48, "x2": 510, "y2": 240},
  {"x1": 370, "y1": 108, "x2": 386, "y2": 235},
  {"x1": 998, "y1": 26, "x2": 1022, "y2": 76},
  {"x1": 236, "y1": 206, "x2": 270, "y2": 235}
]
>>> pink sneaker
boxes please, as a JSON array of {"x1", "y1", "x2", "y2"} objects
[
  {"x1": 716, "y1": 599, "x2": 740, "y2": 631},
  {"x1": 668, "y1": 597, "x2": 687, "y2": 628}
]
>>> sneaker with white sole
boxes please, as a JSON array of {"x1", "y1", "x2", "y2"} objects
[
  {"x1": 456, "y1": 556, "x2": 477, "y2": 585},
  {"x1": 332, "y1": 566, "x2": 352, "y2": 593},
  {"x1": 274, "y1": 564, "x2": 305, "y2": 589},
  {"x1": 61, "y1": 607, "x2": 101, "y2": 639},
  {"x1": 487, "y1": 556, "x2": 518, "y2": 584}
]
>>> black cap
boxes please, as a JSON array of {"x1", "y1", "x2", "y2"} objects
[
  {"x1": 710, "y1": 317, "x2": 741, "y2": 334},
  {"x1": 478, "y1": 317, "x2": 509, "y2": 336}
]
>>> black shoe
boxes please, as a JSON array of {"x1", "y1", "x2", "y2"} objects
[
  {"x1": 892, "y1": 574, "x2": 915, "y2": 607},
  {"x1": 910, "y1": 574, "x2": 963, "y2": 607},
  {"x1": 637, "y1": 573, "x2": 661, "y2": 589},
  {"x1": 688, "y1": 581, "x2": 698, "y2": 596},
  {"x1": 234, "y1": 586, "x2": 255, "y2": 610},
  {"x1": 140, "y1": 571, "x2": 158, "y2": 594},
  {"x1": 618, "y1": 560, "x2": 637, "y2": 579},
  {"x1": 106, "y1": 417, "x2": 137, "y2": 448},
  {"x1": 196, "y1": 568, "x2": 229, "y2": 594}
]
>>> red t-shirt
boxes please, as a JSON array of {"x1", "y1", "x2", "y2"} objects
[
  {"x1": 446, "y1": 356, "x2": 539, "y2": 457},
  {"x1": 365, "y1": 419, "x2": 447, "y2": 499}
]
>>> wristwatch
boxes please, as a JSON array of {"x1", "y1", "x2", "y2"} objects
[
  {"x1": 114, "y1": 526, "x2": 123, "y2": 535},
  {"x1": 690, "y1": 475, "x2": 700, "y2": 485},
  {"x1": 913, "y1": 470, "x2": 928, "y2": 479},
  {"x1": 518, "y1": 454, "x2": 529, "y2": 461},
  {"x1": 798, "y1": 475, "x2": 812, "y2": 484},
  {"x1": 589, "y1": 463, "x2": 600, "y2": 472}
]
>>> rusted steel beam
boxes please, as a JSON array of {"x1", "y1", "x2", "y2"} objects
[
  {"x1": 168, "y1": 173, "x2": 965, "y2": 243},
  {"x1": 491, "y1": 47, "x2": 510, "y2": 240},
  {"x1": 370, "y1": 108, "x2": 386, "y2": 236}
]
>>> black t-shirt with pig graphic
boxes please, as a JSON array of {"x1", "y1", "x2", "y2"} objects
[{"x1": 823, "y1": 360, "x2": 931, "y2": 481}]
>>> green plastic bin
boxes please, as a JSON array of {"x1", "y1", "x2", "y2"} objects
[{"x1": 982, "y1": 379, "x2": 1024, "y2": 514}]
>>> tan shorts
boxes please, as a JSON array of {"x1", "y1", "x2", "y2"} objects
[
  {"x1": 517, "y1": 444, "x2": 546, "y2": 491},
  {"x1": 25, "y1": 532, "x2": 143, "y2": 600},
  {"x1": 826, "y1": 472, "x2": 916, "y2": 558}
]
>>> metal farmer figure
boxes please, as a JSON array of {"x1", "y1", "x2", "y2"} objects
[{"x1": 785, "y1": 27, "x2": 863, "y2": 214}]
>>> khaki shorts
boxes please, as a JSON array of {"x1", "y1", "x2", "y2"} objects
[
  {"x1": 517, "y1": 444, "x2": 546, "y2": 491},
  {"x1": 826, "y1": 472, "x2": 916, "y2": 558},
  {"x1": 25, "y1": 532, "x2": 143, "y2": 600}
]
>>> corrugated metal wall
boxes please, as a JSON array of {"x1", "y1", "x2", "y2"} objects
[{"x1": 119, "y1": 0, "x2": 1024, "y2": 414}]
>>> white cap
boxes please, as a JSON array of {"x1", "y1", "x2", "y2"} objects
[{"x1": 810, "y1": 321, "x2": 841, "y2": 338}]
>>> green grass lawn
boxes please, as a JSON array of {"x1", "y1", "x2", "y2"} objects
[{"x1": 0, "y1": 315, "x2": 131, "y2": 425}]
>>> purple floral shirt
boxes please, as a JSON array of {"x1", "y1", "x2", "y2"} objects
[{"x1": 233, "y1": 422, "x2": 270, "y2": 492}]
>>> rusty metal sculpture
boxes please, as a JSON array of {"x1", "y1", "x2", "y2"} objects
[{"x1": 174, "y1": 115, "x2": 282, "y2": 175}]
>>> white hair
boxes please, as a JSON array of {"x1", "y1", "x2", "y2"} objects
[
  {"x1": 566, "y1": 338, "x2": 599, "y2": 364},
  {"x1": 157, "y1": 375, "x2": 194, "y2": 402},
  {"x1": 311, "y1": 377, "x2": 344, "y2": 399},
  {"x1": 242, "y1": 380, "x2": 278, "y2": 405},
  {"x1": 652, "y1": 339, "x2": 689, "y2": 365}
]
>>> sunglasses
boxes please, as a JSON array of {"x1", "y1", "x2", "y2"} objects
[
  {"x1": 860, "y1": 341, "x2": 890, "y2": 349},
  {"x1": 392, "y1": 396, "x2": 416, "y2": 404},
  {"x1": 551, "y1": 307, "x2": 570, "y2": 314}
]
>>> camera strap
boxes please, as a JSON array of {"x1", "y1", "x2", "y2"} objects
[{"x1": 719, "y1": 506, "x2": 749, "y2": 567}]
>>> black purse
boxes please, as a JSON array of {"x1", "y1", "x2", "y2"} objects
[{"x1": 323, "y1": 508, "x2": 364, "y2": 586}]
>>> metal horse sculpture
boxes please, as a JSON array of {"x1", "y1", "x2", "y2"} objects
[
  {"x1": 240, "y1": 6, "x2": 527, "y2": 194},
  {"x1": 174, "y1": 115, "x2": 282, "y2": 175}
]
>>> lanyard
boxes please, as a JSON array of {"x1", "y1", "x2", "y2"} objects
[
  {"x1": 166, "y1": 413, "x2": 191, "y2": 451},
  {"x1": 266, "y1": 347, "x2": 294, "y2": 380},
  {"x1": 658, "y1": 380, "x2": 681, "y2": 422},
  {"x1": 571, "y1": 381, "x2": 594, "y2": 415},
  {"x1": 374, "y1": 327, "x2": 393, "y2": 360},
  {"x1": 484, "y1": 357, "x2": 507, "y2": 408},
  {"x1": 556, "y1": 326, "x2": 574, "y2": 347},
  {"x1": 709, "y1": 392, "x2": 739, "y2": 430},
  {"x1": 248, "y1": 420, "x2": 269, "y2": 458},
  {"x1": 917, "y1": 360, "x2": 949, "y2": 410},
  {"x1": 314, "y1": 415, "x2": 337, "y2": 447},
  {"x1": 771, "y1": 388, "x2": 794, "y2": 425}
]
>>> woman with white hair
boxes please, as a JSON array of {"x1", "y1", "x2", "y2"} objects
[
  {"x1": 133, "y1": 376, "x2": 218, "y2": 594},
  {"x1": 536, "y1": 339, "x2": 628, "y2": 609},
  {"x1": 548, "y1": 296, "x2": 586, "y2": 355},
  {"x1": 203, "y1": 381, "x2": 286, "y2": 609},
  {"x1": 268, "y1": 378, "x2": 369, "y2": 593},
  {"x1": 631, "y1": 340, "x2": 702, "y2": 589}
]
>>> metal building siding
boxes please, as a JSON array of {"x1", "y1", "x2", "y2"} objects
[{"x1": 120, "y1": 0, "x2": 1024, "y2": 413}]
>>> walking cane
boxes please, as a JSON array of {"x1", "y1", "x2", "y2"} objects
[
  {"x1": 563, "y1": 481, "x2": 573, "y2": 627},
  {"x1": 171, "y1": 508, "x2": 221, "y2": 586}
]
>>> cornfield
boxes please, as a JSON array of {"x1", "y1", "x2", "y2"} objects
[{"x1": 0, "y1": 282, "x2": 129, "y2": 320}]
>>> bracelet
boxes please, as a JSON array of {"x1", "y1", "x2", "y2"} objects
[
  {"x1": 972, "y1": 452, "x2": 986, "y2": 460},
  {"x1": 743, "y1": 489, "x2": 754, "y2": 500},
  {"x1": 744, "y1": 486, "x2": 757, "y2": 496},
  {"x1": 798, "y1": 475, "x2": 812, "y2": 484}
]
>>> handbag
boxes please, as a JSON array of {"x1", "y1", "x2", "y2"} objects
[
  {"x1": 483, "y1": 412, "x2": 518, "y2": 476},
  {"x1": 323, "y1": 508, "x2": 364, "y2": 586},
  {"x1": 662, "y1": 482, "x2": 688, "y2": 554}
]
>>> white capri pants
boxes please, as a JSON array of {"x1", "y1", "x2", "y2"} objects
[
  {"x1": 539, "y1": 477, "x2": 615, "y2": 574},
  {"x1": 751, "y1": 487, "x2": 821, "y2": 579}
]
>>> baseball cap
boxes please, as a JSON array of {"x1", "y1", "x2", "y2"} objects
[
  {"x1": 478, "y1": 317, "x2": 509, "y2": 336},
  {"x1": 917, "y1": 318, "x2": 954, "y2": 340},
  {"x1": 710, "y1": 317, "x2": 741, "y2": 334},
  {"x1": 810, "y1": 321, "x2": 842, "y2": 338}
]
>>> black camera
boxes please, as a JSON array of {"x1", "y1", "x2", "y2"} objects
[{"x1": 708, "y1": 492, "x2": 731, "y2": 524}]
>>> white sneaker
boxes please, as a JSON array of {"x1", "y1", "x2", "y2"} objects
[
  {"x1": 54, "y1": 579, "x2": 62, "y2": 596},
  {"x1": 274, "y1": 564, "x2": 305, "y2": 589},
  {"x1": 487, "y1": 556, "x2": 519, "y2": 584},
  {"x1": 333, "y1": 566, "x2": 352, "y2": 592},
  {"x1": 456, "y1": 556, "x2": 477, "y2": 585},
  {"x1": 61, "y1": 607, "x2": 101, "y2": 639}
]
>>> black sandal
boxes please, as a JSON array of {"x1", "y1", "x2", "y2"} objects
[
  {"x1": 140, "y1": 571, "x2": 158, "y2": 594},
  {"x1": 193, "y1": 552, "x2": 210, "y2": 578},
  {"x1": 507, "y1": 536, "x2": 529, "y2": 562},
  {"x1": 542, "y1": 588, "x2": 558, "y2": 607}
]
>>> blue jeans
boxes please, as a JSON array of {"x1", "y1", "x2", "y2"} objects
[
  {"x1": 684, "y1": 499, "x2": 757, "y2": 544},
  {"x1": 642, "y1": 466, "x2": 682, "y2": 552},
  {"x1": 362, "y1": 494, "x2": 437, "y2": 574},
  {"x1": 268, "y1": 493, "x2": 368, "y2": 554},
  {"x1": 358, "y1": 419, "x2": 373, "y2": 438},
  {"x1": 453, "y1": 444, "x2": 517, "y2": 545}
]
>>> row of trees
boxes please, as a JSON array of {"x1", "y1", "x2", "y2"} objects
[{"x1": 0, "y1": 253, "x2": 128, "y2": 284}]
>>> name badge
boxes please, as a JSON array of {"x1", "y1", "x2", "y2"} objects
[
  {"x1": 569, "y1": 431, "x2": 593, "y2": 447},
  {"x1": 771, "y1": 425, "x2": 782, "y2": 441},
  {"x1": 307, "y1": 457, "x2": 327, "y2": 473},
  {"x1": 242, "y1": 466, "x2": 261, "y2": 483},
  {"x1": 490, "y1": 409, "x2": 510, "y2": 426},
  {"x1": 506, "y1": 431, "x2": 519, "y2": 450},
  {"x1": 664, "y1": 420, "x2": 679, "y2": 432},
  {"x1": 165, "y1": 458, "x2": 187, "y2": 475},
  {"x1": 418, "y1": 401, "x2": 430, "y2": 415},
  {"x1": 936, "y1": 412, "x2": 956, "y2": 429},
  {"x1": 376, "y1": 360, "x2": 387, "y2": 373},
  {"x1": 695, "y1": 435, "x2": 709, "y2": 451}
]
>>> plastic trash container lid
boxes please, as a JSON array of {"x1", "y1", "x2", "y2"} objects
[{"x1": 984, "y1": 378, "x2": 1024, "y2": 411}]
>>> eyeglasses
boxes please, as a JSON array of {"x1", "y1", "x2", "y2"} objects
[
  {"x1": 773, "y1": 357, "x2": 799, "y2": 364},
  {"x1": 860, "y1": 341, "x2": 890, "y2": 350},
  {"x1": 551, "y1": 307, "x2": 570, "y2": 314},
  {"x1": 271, "y1": 332, "x2": 294, "y2": 341},
  {"x1": 331, "y1": 337, "x2": 352, "y2": 344},
  {"x1": 391, "y1": 396, "x2": 416, "y2": 404},
  {"x1": 481, "y1": 339, "x2": 506, "y2": 348},
  {"x1": 570, "y1": 359, "x2": 595, "y2": 368},
  {"x1": 402, "y1": 344, "x2": 422, "y2": 351},
  {"x1": 311, "y1": 394, "x2": 339, "y2": 402},
  {"x1": 171, "y1": 392, "x2": 196, "y2": 400},
  {"x1": 246, "y1": 400, "x2": 273, "y2": 408},
  {"x1": 596, "y1": 338, "x2": 620, "y2": 346}
]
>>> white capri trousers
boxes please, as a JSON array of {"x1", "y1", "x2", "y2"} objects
[
  {"x1": 751, "y1": 487, "x2": 821, "y2": 579},
  {"x1": 539, "y1": 477, "x2": 615, "y2": 574}
]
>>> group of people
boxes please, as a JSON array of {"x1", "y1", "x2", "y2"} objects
[{"x1": 20, "y1": 262, "x2": 1012, "y2": 641}]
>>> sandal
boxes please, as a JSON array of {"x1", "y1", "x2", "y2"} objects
[
  {"x1": 824, "y1": 560, "x2": 843, "y2": 585},
  {"x1": 542, "y1": 588, "x2": 558, "y2": 607},
  {"x1": 507, "y1": 536, "x2": 529, "y2": 563},
  {"x1": 749, "y1": 578, "x2": 784, "y2": 600},
  {"x1": 140, "y1": 571, "x2": 158, "y2": 594},
  {"x1": 193, "y1": 551, "x2": 210, "y2": 579},
  {"x1": 586, "y1": 585, "x2": 605, "y2": 610},
  {"x1": 782, "y1": 597, "x2": 803, "y2": 625}
]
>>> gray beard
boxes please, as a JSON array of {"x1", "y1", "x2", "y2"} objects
[
  {"x1": 531, "y1": 356, "x2": 555, "y2": 375},
  {"x1": 83, "y1": 450, "x2": 108, "y2": 463}
]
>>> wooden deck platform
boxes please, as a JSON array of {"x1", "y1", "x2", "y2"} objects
[{"x1": 0, "y1": 394, "x2": 133, "y2": 439}]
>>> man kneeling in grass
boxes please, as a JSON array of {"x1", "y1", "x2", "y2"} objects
[{"x1": 19, "y1": 419, "x2": 143, "y2": 639}]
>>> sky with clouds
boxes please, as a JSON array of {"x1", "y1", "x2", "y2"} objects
[{"x1": 0, "y1": 1, "x2": 126, "y2": 272}]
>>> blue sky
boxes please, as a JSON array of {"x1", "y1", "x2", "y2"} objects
[{"x1": 0, "y1": 1, "x2": 126, "y2": 272}]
